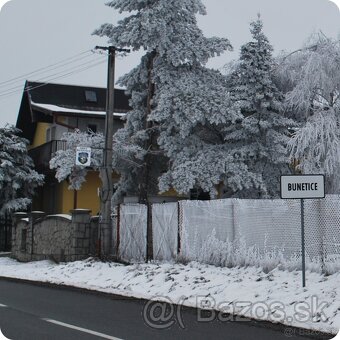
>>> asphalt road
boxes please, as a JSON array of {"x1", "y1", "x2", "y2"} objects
[{"x1": 0, "y1": 279, "x2": 333, "y2": 340}]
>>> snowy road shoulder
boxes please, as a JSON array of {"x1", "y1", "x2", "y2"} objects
[{"x1": 0, "y1": 257, "x2": 338, "y2": 336}]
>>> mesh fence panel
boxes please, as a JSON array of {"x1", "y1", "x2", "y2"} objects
[
  {"x1": 304, "y1": 199, "x2": 324, "y2": 261},
  {"x1": 233, "y1": 199, "x2": 301, "y2": 258},
  {"x1": 118, "y1": 204, "x2": 147, "y2": 262},
  {"x1": 152, "y1": 203, "x2": 178, "y2": 261},
  {"x1": 122, "y1": 196, "x2": 340, "y2": 272},
  {"x1": 177, "y1": 196, "x2": 340, "y2": 272},
  {"x1": 179, "y1": 199, "x2": 234, "y2": 261},
  {"x1": 305, "y1": 195, "x2": 340, "y2": 261}
]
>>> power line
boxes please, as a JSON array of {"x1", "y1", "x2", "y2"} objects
[
  {"x1": 0, "y1": 55, "x2": 107, "y2": 96},
  {"x1": 0, "y1": 52, "x2": 97, "y2": 90},
  {"x1": 0, "y1": 50, "x2": 93, "y2": 87},
  {"x1": 0, "y1": 59, "x2": 107, "y2": 100},
  {"x1": 0, "y1": 55, "x2": 107, "y2": 97}
]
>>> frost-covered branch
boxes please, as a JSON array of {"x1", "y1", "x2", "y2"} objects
[
  {"x1": 0, "y1": 125, "x2": 44, "y2": 215},
  {"x1": 277, "y1": 33, "x2": 340, "y2": 119},
  {"x1": 49, "y1": 129, "x2": 145, "y2": 199},
  {"x1": 281, "y1": 34, "x2": 340, "y2": 192},
  {"x1": 49, "y1": 130, "x2": 104, "y2": 190},
  {"x1": 288, "y1": 110, "x2": 340, "y2": 192}
]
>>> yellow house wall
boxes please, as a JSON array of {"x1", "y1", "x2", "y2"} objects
[
  {"x1": 31, "y1": 122, "x2": 50, "y2": 148},
  {"x1": 30, "y1": 121, "x2": 120, "y2": 214},
  {"x1": 58, "y1": 172, "x2": 102, "y2": 214},
  {"x1": 76, "y1": 171, "x2": 101, "y2": 215},
  {"x1": 160, "y1": 187, "x2": 187, "y2": 198},
  {"x1": 59, "y1": 181, "x2": 74, "y2": 214}
]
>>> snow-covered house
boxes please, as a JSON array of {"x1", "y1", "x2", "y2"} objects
[{"x1": 16, "y1": 81, "x2": 130, "y2": 214}]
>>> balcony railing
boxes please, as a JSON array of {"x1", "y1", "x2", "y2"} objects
[{"x1": 29, "y1": 140, "x2": 67, "y2": 172}]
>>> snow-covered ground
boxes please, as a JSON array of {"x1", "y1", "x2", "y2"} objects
[{"x1": 0, "y1": 257, "x2": 338, "y2": 337}]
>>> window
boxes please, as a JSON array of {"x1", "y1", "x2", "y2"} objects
[
  {"x1": 85, "y1": 90, "x2": 97, "y2": 103},
  {"x1": 46, "y1": 126, "x2": 56, "y2": 142}
]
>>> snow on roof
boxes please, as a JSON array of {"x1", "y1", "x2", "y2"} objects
[{"x1": 30, "y1": 102, "x2": 126, "y2": 117}]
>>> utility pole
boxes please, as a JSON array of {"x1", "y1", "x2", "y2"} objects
[
  {"x1": 95, "y1": 46, "x2": 129, "y2": 258},
  {"x1": 139, "y1": 51, "x2": 157, "y2": 261}
]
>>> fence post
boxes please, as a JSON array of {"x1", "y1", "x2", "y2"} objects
[
  {"x1": 146, "y1": 203, "x2": 153, "y2": 261},
  {"x1": 0, "y1": 213, "x2": 12, "y2": 252},
  {"x1": 177, "y1": 201, "x2": 182, "y2": 255},
  {"x1": 319, "y1": 199, "x2": 326, "y2": 273},
  {"x1": 231, "y1": 199, "x2": 236, "y2": 242},
  {"x1": 116, "y1": 204, "x2": 120, "y2": 258}
]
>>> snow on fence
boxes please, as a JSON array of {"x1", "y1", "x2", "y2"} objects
[
  {"x1": 176, "y1": 196, "x2": 340, "y2": 273},
  {"x1": 118, "y1": 204, "x2": 147, "y2": 262},
  {"x1": 233, "y1": 199, "x2": 301, "y2": 259},
  {"x1": 152, "y1": 203, "x2": 178, "y2": 261},
  {"x1": 179, "y1": 199, "x2": 234, "y2": 261},
  {"x1": 304, "y1": 196, "x2": 340, "y2": 263},
  {"x1": 118, "y1": 196, "x2": 340, "y2": 273}
]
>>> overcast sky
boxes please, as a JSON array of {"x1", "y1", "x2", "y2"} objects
[{"x1": 0, "y1": 0, "x2": 339, "y2": 127}]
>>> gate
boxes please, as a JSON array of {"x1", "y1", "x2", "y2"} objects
[
  {"x1": 118, "y1": 204, "x2": 147, "y2": 262},
  {"x1": 0, "y1": 214, "x2": 11, "y2": 251}
]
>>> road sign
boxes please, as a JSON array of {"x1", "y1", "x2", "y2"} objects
[
  {"x1": 280, "y1": 174, "x2": 325, "y2": 199},
  {"x1": 280, "y1": 174, "x2": 325, "y2": 288},
  {"x1": 75, "y1": 147, "x2": 91, "y2": 167}
]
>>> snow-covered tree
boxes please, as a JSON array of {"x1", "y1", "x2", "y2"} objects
[
  {"x1": 226, "y1": 17, "x2": 295, "y2": 198},
  {"x1": 153, "y1": 63, "x2": 262, "y2": 198},
  {"x1": 50, "y1": 130, "x2": 104, "y2": 190},
  {"x1": 50, "y1": 129, "x2": 144, "y2": 197},
  {"x1": 287, "y1": 112, "x2": 340, "y2": 192},
  {"x1": 282, "y1": 34, "x2": 340, "y2": 192},
  {"x1": 94, "y1": 0, "x2": 263, "y2": 200},
  {"x1": 0, "y1": 126, "x2": 44, "y2": 215}
]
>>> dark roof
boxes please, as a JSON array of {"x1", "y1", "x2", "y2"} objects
[
  {"x1": 16, "y1": 81, "x2": 130, "y2": 143},
  {"x1": 24, "y1": 81, "x2": 129, "y2": 112}
]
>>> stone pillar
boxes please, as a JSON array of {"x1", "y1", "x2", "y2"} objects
[{"x1": 70, "y1": 209, "x2": 91, "y2": 261}]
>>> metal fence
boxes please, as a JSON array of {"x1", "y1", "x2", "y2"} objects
[
  {"x1": 118, "y1": 204, "x2": 147, "y2": 262},
  {"x1": 116, "y1": 196, "x2": 340, "y2": 273},
  {"x1": 152, "y1": 202, "x2": 178, "y2": 261},
  {"x1": 0, "y1": 214, "x2": 11, "y2": 252}
]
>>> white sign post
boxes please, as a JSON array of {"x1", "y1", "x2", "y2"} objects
[
  {"x1": 75, "y1": 147, "x2": 91, "y2": 167},
  {"x1": 280, "y1": 174, "x2": 325, "y2": 287}
]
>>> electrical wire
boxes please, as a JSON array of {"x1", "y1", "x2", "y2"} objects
[
  {"x1": 0, "y1": 58, "x2": 107, "y2": 100},
  {"x1": 0, "y1": 50, "x2": 93, "y2": 87},
  {"x1": 0, "y1": 52, "x2": 98, "y2": 90},
  {"x1": 0, "y1": 54, "x2": 107, "y2": 96}
]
